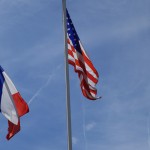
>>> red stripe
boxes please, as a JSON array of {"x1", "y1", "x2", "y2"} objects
[
  {"x1": 77, "y1": 58, "x2": 98, "y2": 83},
  {"x1": 12, "y1": 92, "x2": 29, "y2": 117},
  {"x1": 82, "y1": 51, "x2": 99, "y2": 78},
  {"x1": 68, "y1": 49, "x2": 74, "y2": 58}
]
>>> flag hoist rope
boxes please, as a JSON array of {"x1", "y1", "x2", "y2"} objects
[{"x1": 62, "y1": 1, "x2": 73, "y2": 150}]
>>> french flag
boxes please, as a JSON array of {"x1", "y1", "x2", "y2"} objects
[{"x1": 0, "y1": 66, "x2": 29, "y2": 140}]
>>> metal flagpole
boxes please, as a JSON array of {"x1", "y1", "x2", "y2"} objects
[{"x1": 62, "y1": 0, "x2": 73, "y2": 150}]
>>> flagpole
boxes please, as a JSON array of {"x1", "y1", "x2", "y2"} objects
[{"x1": 62, "y1": 1, "x2": 73, "y2": 150}]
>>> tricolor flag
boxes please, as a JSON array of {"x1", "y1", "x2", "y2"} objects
[
  {"x1": 0, "y1": 66, "x2": 29, "y2": 140},
  {"x1": 66, "y1": 9, "x2": 100, "y2": 100}
]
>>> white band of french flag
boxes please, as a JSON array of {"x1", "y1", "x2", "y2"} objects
[{"x1": 0, "y1": 67, "x2": 19, "y2": 125}]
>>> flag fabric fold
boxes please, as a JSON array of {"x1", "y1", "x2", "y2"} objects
[
  {"x1": 7, "y1": 120, "x2": 21, "y2": 140},
  {"x1": 0, "y1": 66, "x2": 29, "y2": 140},
  {"x1": 66, "y1": 9, "x2": 100, "y2": 100}
]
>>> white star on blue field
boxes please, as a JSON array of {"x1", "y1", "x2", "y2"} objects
[{"x1": 0, "y1": 0, "x2": 150, "y2": 150}]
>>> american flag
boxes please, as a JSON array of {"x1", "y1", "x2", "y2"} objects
[{"x1": 66, "y1": 9, "x2": 100, "y2": 100}]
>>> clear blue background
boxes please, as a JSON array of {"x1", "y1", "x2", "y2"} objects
[{"x1": 0, "y1": 0, "x2": 150, "y2": 150}]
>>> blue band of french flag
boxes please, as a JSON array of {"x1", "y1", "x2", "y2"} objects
[{"x1": 0, "y1": 66, "x2": 5, "y2": 110}]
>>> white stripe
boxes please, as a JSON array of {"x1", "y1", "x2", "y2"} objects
[
  {"x1": 69, "y1": 59, "x2": 97, "y2": 88},
  {"x1": 79, "y1": 41, "x2": 89, "y2": 58},
  {"x1": 89, "y1": 84, "x2": 97, "y2": 90},
  {"x1": 79, "y1": 74, "x2": 96, "y2": 90},
  {"x1": 82, "y1": 86, "x2": 96, "y2": 99},
  {"x1": 1, "y1": 82, "x2": 19, "y2": 125},
  {"x1": 2, "y1": 72, "x2": 18, "y2": 95},
  {"x1": 83, "y1": 75, "x2": 96, "y2": 88},
  {"x1": 77, "y1": 52, "x2": 98, "y2": 79},
  {"x1": 84, "y1": 62, "x2": 98, "y2": 79},
  {"x1": 68, "y1": 44, "x2": 72, "y2": 50},
  {"x1": 68, "y1": 55, "x2": 75, "y2": 63}
]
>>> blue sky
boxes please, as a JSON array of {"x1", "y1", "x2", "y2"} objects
[{"x1": 0, "y1": 0, "x2": 150, "y2": 150}]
